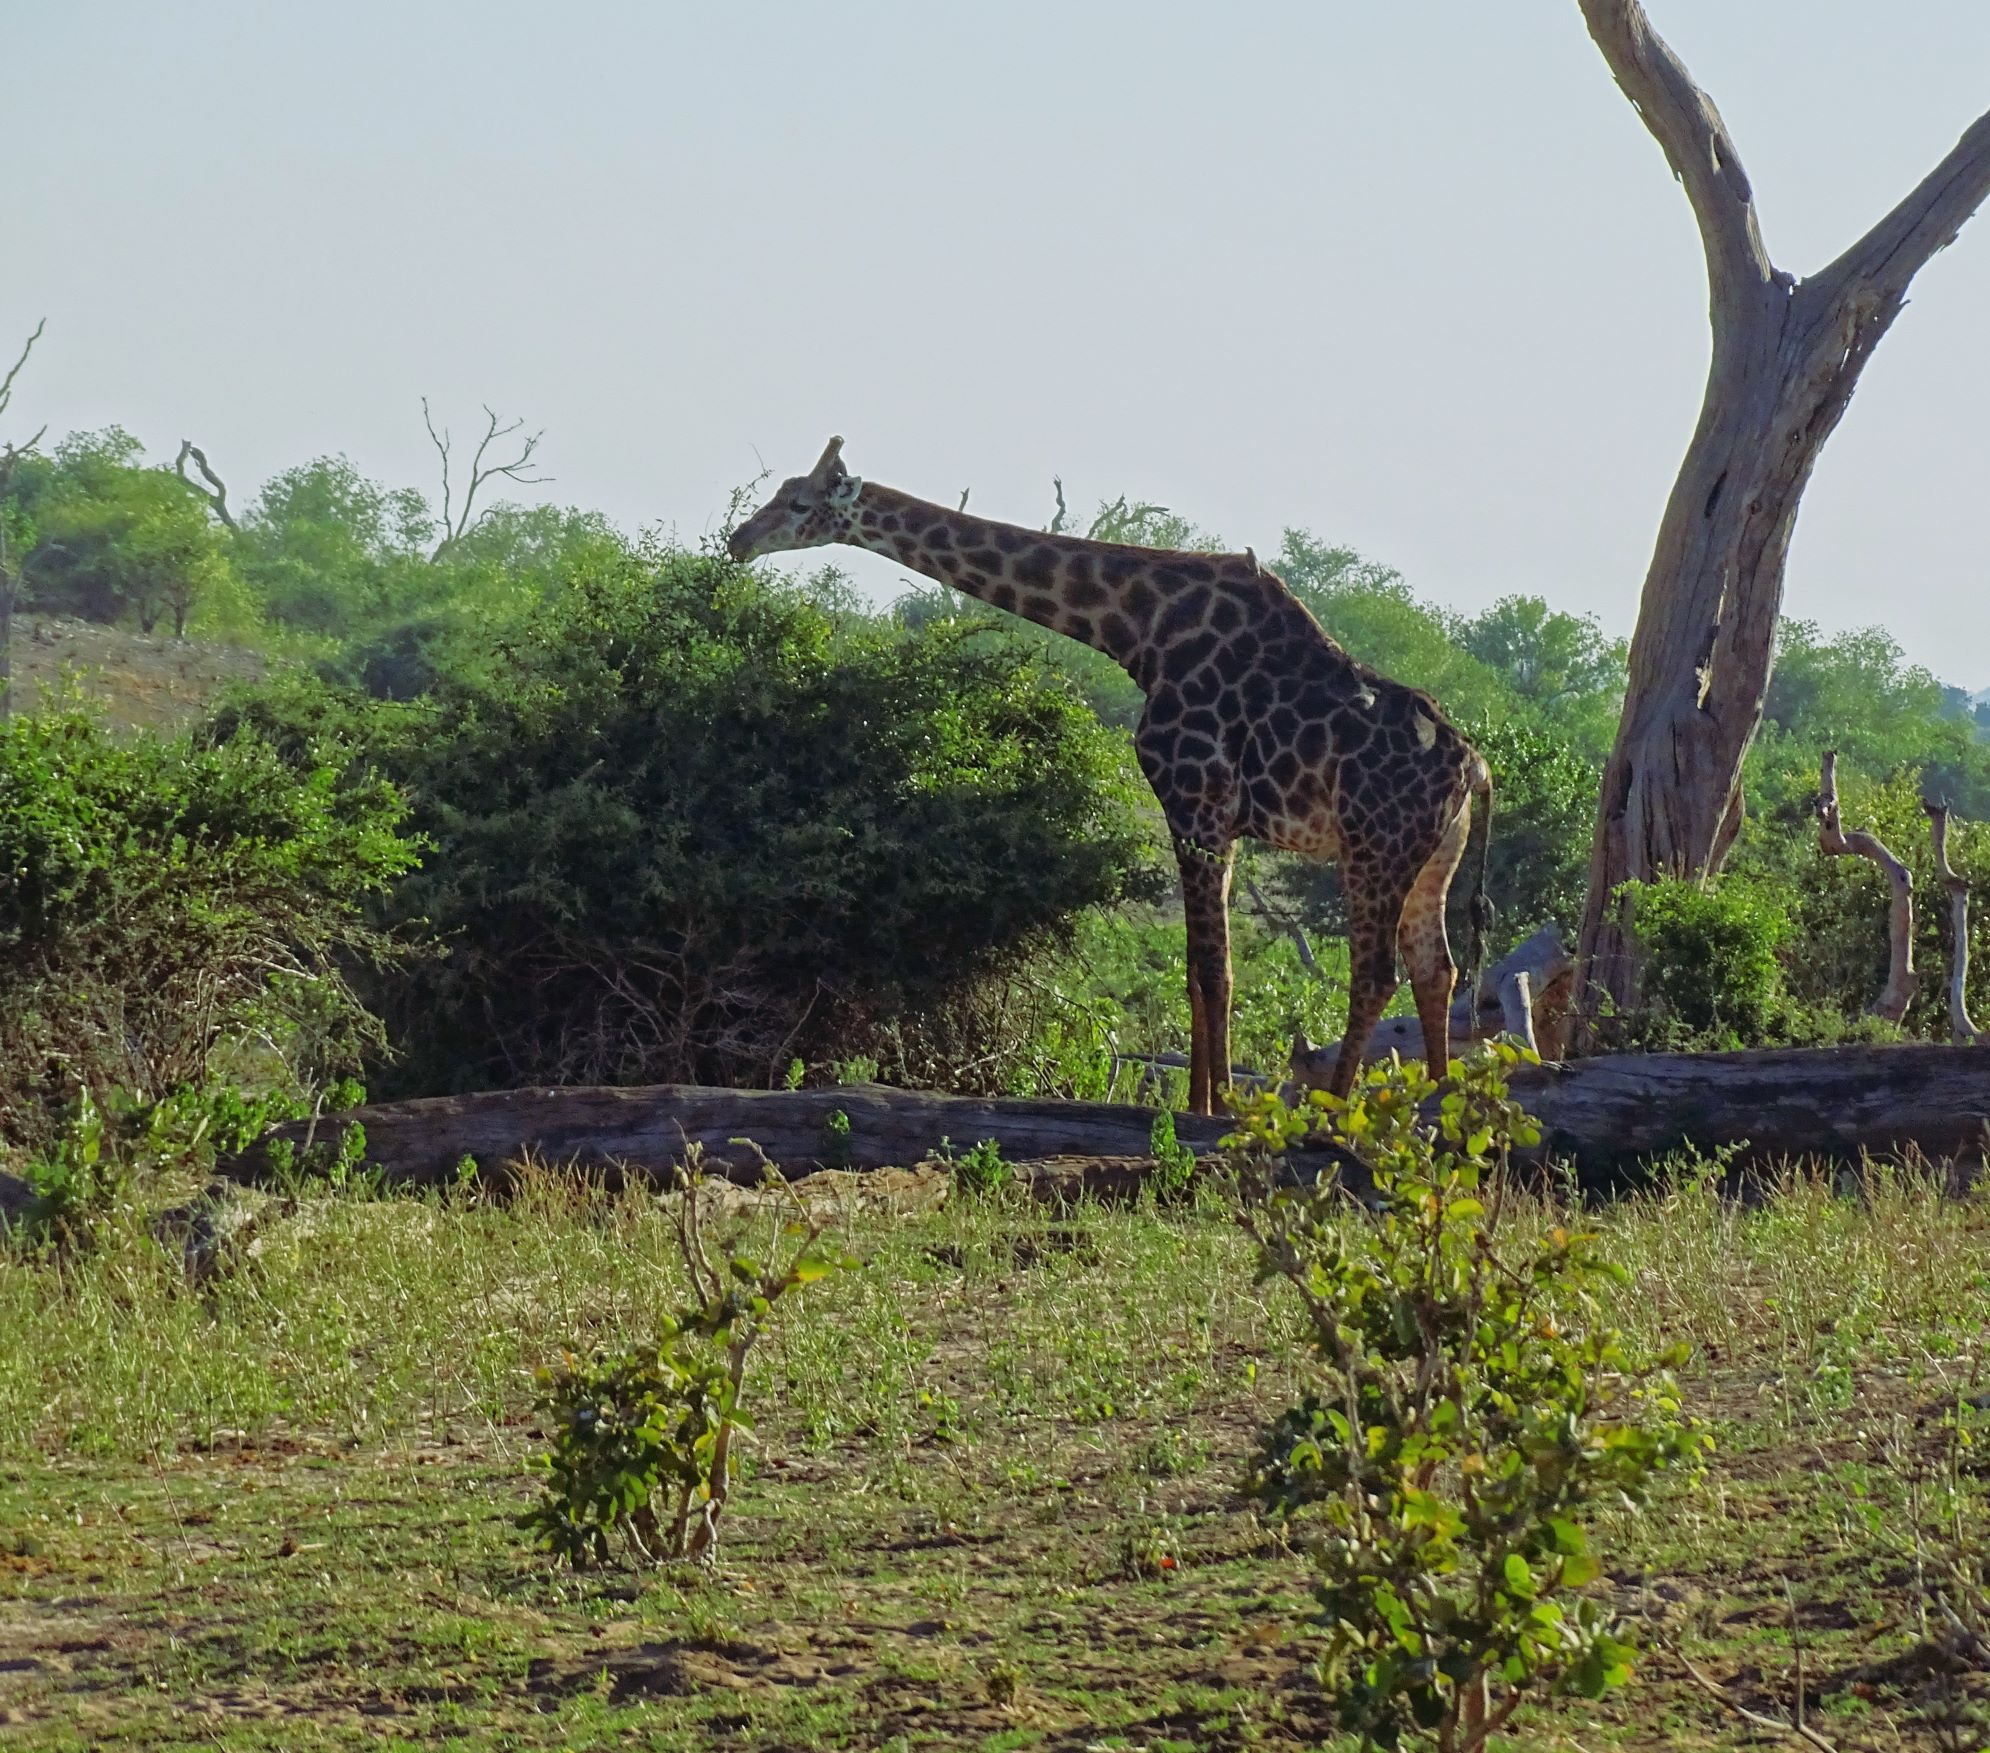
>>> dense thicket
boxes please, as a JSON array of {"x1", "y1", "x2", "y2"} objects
[
  {"x1": 0, "y1": 705, "x2": 414, "y2": 1151},
  {"x1": 217, "y1": 547, "x2": 1162, "y2": 1097}
]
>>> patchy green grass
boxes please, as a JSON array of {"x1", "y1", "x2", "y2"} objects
[{"x1": 2, "y1": 1164, "x2": 1987, "y2": 1749}]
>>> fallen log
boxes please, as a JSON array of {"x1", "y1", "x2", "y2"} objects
[
  {"x1": 223, "y1": 1044, "x2": 1990, "y2": 1193},
  {"x1": 224, "y1": 1083, "x2": 1238, "y2": 1190},
  {"x1": 1505, "y1": 1044, "x2": 1990, "y2": 1173}
]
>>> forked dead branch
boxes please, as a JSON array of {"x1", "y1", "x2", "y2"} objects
[{"x1": 1817, "y1": 751, "x2": 1916, "y2": 1023}]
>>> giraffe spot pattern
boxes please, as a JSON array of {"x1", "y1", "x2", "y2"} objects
[{"x1": 837, "y1": 483, "x2": 1484, "y2": 1109}]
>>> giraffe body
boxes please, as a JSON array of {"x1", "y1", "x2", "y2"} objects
[{"x1": 728, "y1": 439, "x2": 1492, "y2": 1113}]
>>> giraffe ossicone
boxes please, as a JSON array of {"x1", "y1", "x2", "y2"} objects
[{"x1": 727, "y1": 438, "x2": 1495, "y2": 1116}]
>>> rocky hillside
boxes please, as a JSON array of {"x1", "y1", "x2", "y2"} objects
[{"x1": 4, "y1": 616, "x2": 270, "y2": 733}]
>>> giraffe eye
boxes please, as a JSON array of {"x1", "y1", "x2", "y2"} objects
[{"x1": 789, "y1": 499, "x2": 811, "y2": 515}]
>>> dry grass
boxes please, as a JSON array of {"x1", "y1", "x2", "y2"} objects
[{"x1": 1, "y1": 1160, "x2": 1987, "y2": 1748}]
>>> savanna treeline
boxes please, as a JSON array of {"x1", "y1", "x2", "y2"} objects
[{"x1": 2, "y1": 403, "x2": 1987, "y2": 1165}]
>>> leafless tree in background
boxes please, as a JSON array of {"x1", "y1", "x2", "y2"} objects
[
  {"x1": 422, "y1": 399, "x2": 551, "y2": 562},
  {"x1": 174, "y1": 439, "x2": 238, "y2": 532}
]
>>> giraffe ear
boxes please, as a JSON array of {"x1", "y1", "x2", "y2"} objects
[{"x1": 810, "y1": 435, "x2": 847, "y2": 482}]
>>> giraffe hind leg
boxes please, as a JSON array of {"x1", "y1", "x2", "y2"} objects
[
  {"x1": 1398, "y1": 797, "x2": 1473, "y2": 1087},
  {"x1": 1330, "y1": 868, "x2": 1407, "y2": 1101}
]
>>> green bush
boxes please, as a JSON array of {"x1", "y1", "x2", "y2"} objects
[
  {"x1": 0, "y1": 704, "x2": 416, "y2": 1155},
  {"x1": 347, "y1": 543, "x2": 1162, "y2": 1096},
  {"x1": 1228, "y1": 1047, "x2": 1707, "y2": 1750},
  {"x1": 947, "y1": 1137, "x2": 1012, "y2": 1197},
  {"x1": 1616, "y1": 876, "x2": 1793, "y2": 1049},
  {"x1": 520, "y1": 1159, "x2": 851, "y2": 1568}
]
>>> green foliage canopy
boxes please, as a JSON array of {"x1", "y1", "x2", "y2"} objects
[
  {"x1": 342, "y1": 544, "x2": 1164, "y2": 1095},
  {"x1": 0, "y1": 702, "x2": 416, "y2": 1151}
]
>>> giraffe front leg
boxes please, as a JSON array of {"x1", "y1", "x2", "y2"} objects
[
  {"x1": 1332, "y1": 870, "x2": 1408, "y2": 1101},
  {"x1": 1176, "y1": 841, "x2": 1236, "y2": 1118}
]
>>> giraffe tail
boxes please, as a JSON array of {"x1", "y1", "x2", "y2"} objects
[{"x1": 1464, "y1": 762, "x2": 1496, "y2": 1010}]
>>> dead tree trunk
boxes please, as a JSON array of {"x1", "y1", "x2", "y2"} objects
[
  {"x1": 1571, "y1": 0, "x2": 1990, "y2": 1029},
  {"x1": 1925, "y1": 800, "x2": 1988, "y2": 1047},
  {"x1": 1243, "y1": 872, "x2": 1320, "y2": 974},
  {"x1": 1817, "y1": 751, "x2": 1916, "y2": 1022}
]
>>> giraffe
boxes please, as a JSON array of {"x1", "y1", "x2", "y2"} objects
[{"x1": 727, "y1": 438, "x2": 1494, "y2": 1115}]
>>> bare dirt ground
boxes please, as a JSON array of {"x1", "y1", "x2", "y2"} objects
[{"x1": 5, "y1": 617, "x2": 267, "y2": 732}]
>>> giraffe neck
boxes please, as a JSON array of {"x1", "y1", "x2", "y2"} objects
[{"x1": 844, "y1": 483, "x2": 1174, "y2": 672}]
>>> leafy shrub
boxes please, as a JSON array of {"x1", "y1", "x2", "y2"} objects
[
  {"x1": 7, "y1": 1079, "x2": 363, "y2": 1255},
  {"x1": 520, "y1": 1159, "x2": 851, "y2": 1567},
  {"x1": 12, "y1": 1090, "x2": 125, "y2": 1254},
  {"x1": 346, "y1": 544, "x2": 1162, "y2": 1096},
  {"x1": 1615, "y1": 876, "x2": 1793, "y2": 1049},
  {"x1": 1227, "y1": 1047, "x2": 1707, "y2": 1751},
  {"x1": 1731, "y1": 765, "x2": 1990, "y2": 1042},
  {"x1": 948, "y1": 1137, "x2": 1012, "y2": 1197},
  {"x1": 0, "y1": 704, "x2": 416, "y2": 1155}
]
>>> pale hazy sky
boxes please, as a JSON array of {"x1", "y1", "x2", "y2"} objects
[{"x1": 11, "y1": 3, "x2": 1990, "y2": 686}]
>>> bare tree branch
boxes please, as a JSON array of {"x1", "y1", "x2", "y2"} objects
[
  {"x1": 174, "y1": 440, "x2": 239, "y2": 532},
  {"x1": 957, "y1": 487, "x2": 971, "y2": 512},
  {"x1": 422, "y1": 398, "x2": 552, "y2": 562},
  {"x1": 1048, "y1": 476, "x2": 1070, "y2": 535},
  {"x1": 0, "y1": 319, "x2": 45, "y2": 424},
  {"x1": 1924, "y1": 797, "x2": 1988, "y2": 1047},
  {"x1": 1574, "y1": 0, "x2": 1782, "y2": 330},
  {"x1": 1807, "y1": 107, "x2": 1990, "y2": 319},
  {"x1": 1816, "y1": 751, "x2": 1916, "y2": 1022},
  {"x1": 1673, "y1": 1645, "x2": 1840, "y2": 1752},
  {"x1": 1, "y1": 320, "x2": 49, "y2": 721}
]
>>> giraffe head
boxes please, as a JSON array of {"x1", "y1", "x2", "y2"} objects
[{"x1": 726, "y1": 435, "x2": 863, "y2": 563}]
